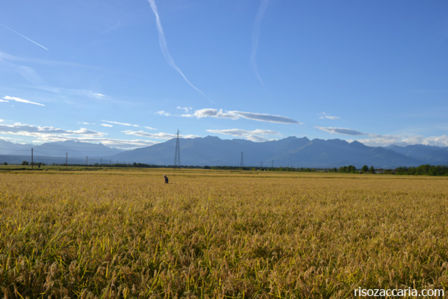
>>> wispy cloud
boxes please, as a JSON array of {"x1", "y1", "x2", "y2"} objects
[
  {"x1": 0, "y1": 56, "x2": 43, "y2": 85},
  {"x1": 0, "y1": 123, "x2": 102, "y2": 138},
  {"x1": 16, "y1": 65, "x2": 43, "y2": 85},
  {"x1": 183, "y1": 108, "x2": 301, "y2": 124},
  {"x1": 356, "y1": 134, "x2": 448, "y2": 147},
  {"x1": 0, "y1": 122, "x2": 160, "y2": 150},
  {"x1": 102, "y1": 120, "x2": 139, "y2": 127},
  {"x1": 31, "y1": 135, "x2": 157, "y2": 150},
  {"x1": 176, "y1": 106, "x2": 192, "y2": 113},
  {"x1": 2, "y1": 96, "x2": 45, "y2": 107},
  {"x1": 95, "y1": 138, "x2": 156, "y2": 150},
  {"x1": 316, "y1": 126, "x2": 365, "y2": 136},
  {"x1": 100, "y1": 121, "x2": 155, "y2": 130},
  {"x1": 34, "y1": 86, "x2": 107, "y2": 100},
  {"x1": 0, "y1": 50, "x2": 96, "y2": 69},
  {"x1": 123, "y1": 130, "x2": 197, "y2": 140},
  {"x1": 90, "y1": 92, "x2": 105, "y2": 99},
  {"x1": 319, "y1": 112, "x2": 340, "y2": 120},
  {"x1": 147, "y1": 0, "x2": 205, "y2": 96},
  {"x1": 1, "y1": 24, "x2": 48, "y2": 51},
  {"x1": 80, "y1": 121, "x2": 95, "y2": 126},
  {"x1": 318, "y1": 124, "x2": 448, "y2": 147},
  {"x1": 250, "y1": 0, "x2": 269, "y2": 85},
  {"x1": 156, "y1": 110, "x2": 171, "y2": 117},
  {"x1": 207, "y1": 128, "x2": 280, "y2": 142}
]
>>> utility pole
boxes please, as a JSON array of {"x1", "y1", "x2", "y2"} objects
[
  {"x1": 65, "y1": 152, "x2": 68, "y2": 166},
  {"x1": 240, "y1": 152, "x2": 244, "y2": 167},
  {"x1": 31, "y1": 148, "x2": 34, "y2": 169},
  {"x1": 174, "y1": 129, "x2": 180, "y2": 167},
  {"x1": 271, "y1": 160, "x2": 274, "y2": 169},
  {"x1": 86, "y1": 156, "x2": 88, "y2": 165}
]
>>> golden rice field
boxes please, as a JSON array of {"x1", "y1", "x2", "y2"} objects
[{"x1": 0, "y1": 168, "x2": 447, "y2": 298}]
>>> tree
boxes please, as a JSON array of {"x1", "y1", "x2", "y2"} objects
[
  {"x1": 22, "y1": 161, "x2": 29, "y2": 165},
  {"x1": 361, "y1": 165, "x2": 369, "y2": 173},
  {"x1": 369, "y1": 166, "x2": 376, "y2": 174}
]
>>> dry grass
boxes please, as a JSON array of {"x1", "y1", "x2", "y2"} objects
[{"x1": 0, "y1": 168, "x2": 447, "y2": 298}]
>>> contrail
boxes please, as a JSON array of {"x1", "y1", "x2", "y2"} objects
[
  {"x1": 250, "y1": 0, "x2": 269, "y2": 86},
  {"x1": 1, "y1": 24, "x2": 48, "y2": 51},
  {"x1": 147, "y1": 0, "x2": 205, "y2": 96}
]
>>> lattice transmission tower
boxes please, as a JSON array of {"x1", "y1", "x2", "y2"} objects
[{"x1": 174, "y1": 129, "x2": 181, "y2": 167}]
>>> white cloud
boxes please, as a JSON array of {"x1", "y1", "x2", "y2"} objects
[
  {"x1": 156, "y1": 110, "x2": 171, "y2": 117},
  {"x1": 34, "y1": 135, "x2": 156, "y2": 150},
  {"x1": 319, "y1": 112, "x2": 340, "y2": 120},
  {"x1": 91, "y1": 92, "x2": 105, "y2": 99},
  {"x1": 101, "y1": 123, "x2": 113, "y2": 128},
  {"x1": 0, "y1": 119, "x2": 3, "y2": 122},
  {"x1": 316, "y1": 126, "x2": 365, "y2": 136},
  {"x1": 3, "y1": 95, "x2": 45, "y2": 107},
  {"x1": 318, "y1": 124, "x2": 448, "y2": 147},
  {"x1": 183, "y1": 108, "x2": 301, "y2": 124},
  {"x1": 357, "y1": 134, "x2": 448, "y2": 147},
  {"x1": 207, "y1": 128, "x2": 280, "y2": 142},
  {"x1": 0, "y1": 123, "x2": 101, "y2": 136},
  {"x1": 0, "y1": 121, "x2": 157, "y2": 150},
  {"x1": 176, "y1": 106, "x2": 192, "y2": 113},
  {"x1": 123, "y1": 130, "x2": 197, "y2": 140},
  {"x1": 188, "y1": 108, "x2": 235, "y2": 119},
  {"x1": 102, "y1": 120, "x2": 139, "y2": 127},
  {"x1": 97, "y1": 138, "x2": 156, "y2": 150},
  {"x1": 0, "y1": 136, "x2": 29, "y2": 144},
  {"x1": 0, "y1": 122, "x2": 104, "y2": 144},
  {"x1": 145, "y1": 126, "x2": 156, "y2": 130},
  {"x1": 39, "y1": 87, "x2": 107, "y2": 100}
]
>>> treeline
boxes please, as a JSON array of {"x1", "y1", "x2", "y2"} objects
[
  {"x1": 336, "y1": 165, "x2": 376, "y2": 174},
  {"x1": 3, "y1": 161, "x2": 448, "y2": 176},
  {"x1": 390, "y1": 165, "x2": 448, "y2": 176},
  {"x1": 331, "y1": 164, "x2": 448, "y2": 176},
  {"x1": 332, "y1": 164, "x2": 448, "y2": 176}
]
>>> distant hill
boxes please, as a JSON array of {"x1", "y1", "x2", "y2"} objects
[
  {"x1": 33, "y1": 140, "x2": 122, "y2": 157},
  {"x1": 2, "y1": 137, "x2": 447, "y2": 168},
  {"x1": 112, "y1": 136, "x2": 428, "y2": 168},
  {"x1": 0, "y1": 140, "x2": 123, "y2": 158},
  {"x1": 388, "y1": 144, "x2": 448, "y2": 166},
  {"x1": 0, "y1": 139, "x2": 30, "y2": 155}
]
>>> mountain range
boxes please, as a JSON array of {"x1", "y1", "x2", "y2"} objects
[{"x1": 1, "y1": 136, "x2": 447, "y2": 168}]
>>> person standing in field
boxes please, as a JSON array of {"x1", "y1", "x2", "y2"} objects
[{"x1": 164, "y1": 175, "x2": 169, "y2": 184}]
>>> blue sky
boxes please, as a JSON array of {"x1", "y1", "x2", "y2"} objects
[{"x1": 1, "y1": 0, "x2": 447, "y2": 149}]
